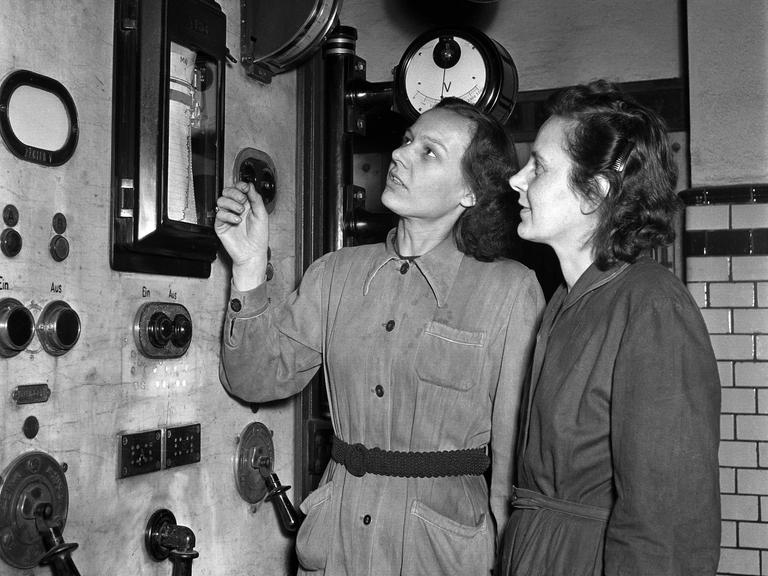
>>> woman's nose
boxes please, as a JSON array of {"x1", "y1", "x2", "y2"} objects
[
  {"x1": 391, "y1": 145, "x2": 405, "y2": 164},
  {"x1": 508, "y1": 168, "x2": 527, "y2": 193}
]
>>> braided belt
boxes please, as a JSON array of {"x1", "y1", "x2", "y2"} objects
[{"x1": 331, "y1": 435, "x2": 490, "y2": 478}]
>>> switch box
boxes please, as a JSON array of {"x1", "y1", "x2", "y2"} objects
[
  {"x1": 165, "y1": 423, "x2": 201, "y2": 469},
  {"x1": 118, "y1": 429, "x2": 163, "y2": 478}
]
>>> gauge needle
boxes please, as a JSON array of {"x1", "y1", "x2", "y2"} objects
[{"x1": 441, "y1": 67, "x2": 446, "y2": 98}]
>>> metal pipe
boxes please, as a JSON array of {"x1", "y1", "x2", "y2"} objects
[{"x1": 322, "y1": 25, "x2": 358, "y2": 252}]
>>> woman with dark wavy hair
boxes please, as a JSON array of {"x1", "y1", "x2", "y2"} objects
[
  {"x1": 498, "y1": 80, "x2": 721, "y2": 576},
  {"x1": 216, "y1": 97, "x2": 544, "y2": 576}
]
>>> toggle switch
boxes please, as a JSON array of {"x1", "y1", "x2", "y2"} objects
[
  {"x1": 0, "y1": 297, "x2": 35, "y2": 357},
  {"x1": 36, "y1": 300, "x2": 81, "y2": 356}
]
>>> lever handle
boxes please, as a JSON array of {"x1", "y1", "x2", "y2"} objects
[
  {"x1": 263, "y1": 472, "x2": 304, "y2": 532},
  {"x1": 256, "y1": 456, "x2": 304, "y2": 532},
  {"x1": 35, "y1": 503, "x2": 82, "y2": 576}
]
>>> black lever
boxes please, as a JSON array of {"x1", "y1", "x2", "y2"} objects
[
  {"x1": 34, "y1": 503, "x2": 82, "y2": 576},
  {"x1": 145, "y1": 509, "x2": 199, "y2": 576},
  {"x1": 255, "y1": 455, "x2": 304, "y2": 532}
]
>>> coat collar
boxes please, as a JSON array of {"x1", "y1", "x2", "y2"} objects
[
  {"x1": 363, "y1": 229, "x2": 463, "y2": 308},
  {"x1": 558, "y1": 259, "x2": 631, "y2": 311}
]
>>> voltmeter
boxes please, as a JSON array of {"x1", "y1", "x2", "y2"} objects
[{"x1": 393, "y1": 27, "x2": 518, "y2": 124}]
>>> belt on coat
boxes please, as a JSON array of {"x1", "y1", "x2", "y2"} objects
[
  {"x1": 511, "y1": 486, "x2": 610, "y2": 522},
  {"x1": 331, "y1": 435, "x2": 490, "y2": 478}
]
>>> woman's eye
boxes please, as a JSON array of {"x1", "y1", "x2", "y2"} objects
[
  {"x1": 401, "y1": 135, "x2": 412, "y2": 145},
  {"x1": 424, "y1": 147, "x2": 436, "y2": 158}
]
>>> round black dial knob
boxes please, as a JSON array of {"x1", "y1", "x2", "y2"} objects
[
  {"x1": 1, "y1": 228, "x2": 22, "y2": 257},
  {"x1": 171, "y1": 314, "x2": 193, "y2": 348},
  {"x1": 148, "y1": 312, "x2": 173, "y2": 348}
]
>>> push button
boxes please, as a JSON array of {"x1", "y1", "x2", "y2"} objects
[
  {"x1": 385, "y1": 320, "x2": 395, "y2": 332},
  {"x1": 230, "y1": 298, "x2": 242, "y2": 312},
  {"x1": 399, "y1": 262, "x2": 409, "y2": 274},
  {"x1": 363, "y1": 514, "x2": 371, "y2": 525},
  {"x1": 375, "y1": 385, "x2": 384, "y2": 398}
]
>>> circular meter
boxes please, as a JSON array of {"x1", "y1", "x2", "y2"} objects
[{"x1": 394, "y1": 27, "x2": 518, "y2": 124}]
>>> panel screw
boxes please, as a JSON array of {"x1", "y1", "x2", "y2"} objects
[{"x1": 122, "y1": 437, "x2": 128, "y2": 446}]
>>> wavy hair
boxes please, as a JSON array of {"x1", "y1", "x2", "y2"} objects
[
  {"x1": 547, "y1": 80, "x2": 680, "y2": 269},
  {"x1": 433, "y1": 97, "x2": 519, "y2": 261}
]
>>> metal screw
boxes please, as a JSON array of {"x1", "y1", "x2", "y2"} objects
[
  {"x1": 61, "y1": 462, "x2": 68, "y2": 473},
  {"x1": 122, "y1": 437, "x2": 128, "y2": 446}
]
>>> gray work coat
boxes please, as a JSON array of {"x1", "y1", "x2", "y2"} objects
[{"x1": 220, "y1": 232, "x2": 544, "y2": 575}]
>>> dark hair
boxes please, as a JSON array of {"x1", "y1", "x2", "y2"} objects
[
  {"x1": 547, "y1": 80, "x2": 680, "y2": 269},
  {"x1": 433, "y1": 97, "x2": 519, "y2": 262}
]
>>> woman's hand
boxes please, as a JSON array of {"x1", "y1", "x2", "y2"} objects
[{"x1": 215, "y1": 181, "x2": 269, "y2": 291}]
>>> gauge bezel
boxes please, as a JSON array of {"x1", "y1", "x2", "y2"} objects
[{"x1": 393, "y1": 26, "x2": 518, "y2": 124}]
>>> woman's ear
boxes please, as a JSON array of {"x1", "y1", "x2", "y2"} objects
[
  {"x1": 595, "y1": 174, "x2": 611, "y2": 198},
  {"x1": 460, "y1": 191, "x2": 476, "y2": 208}
]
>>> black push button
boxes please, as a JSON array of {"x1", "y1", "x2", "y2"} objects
[
  {"x1": 230, "y1": 298, "x2": 242, "y2": 312},
  {"x1": 363, "y1": 514, "x2": 371, "y2": 525},
  {"x1": 399, "y1": 262, "x2": 409, "y2": 274},
  {"x1": 385, "y1": 320, "x2": 395, "y2": 332},
  {"x1": 375, "y1": 385, "x2": 384, "y2": 397}
]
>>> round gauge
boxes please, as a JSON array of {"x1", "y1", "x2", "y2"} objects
[{"x1": 394, "y1": 27, "x2": 518, "y2": 124}]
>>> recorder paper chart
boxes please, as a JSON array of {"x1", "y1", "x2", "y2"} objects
[{"x1": 168, "y1": 42, "x2": 198, "y2": 224}]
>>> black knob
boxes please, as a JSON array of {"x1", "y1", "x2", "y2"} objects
[
  {"x1": 36, "y1": 301, "x2": 81, "y2": 356},
  {"x1": 49, "y1": 235, "x2": 70, "y2": 262},
  {"x1": 171, "y1": 314, "x2": 192, "y2": 348},
  {"x1": 148, "y1": 312, "x2": 173, "y2": 348},
  {"x1": 3, "y1": 204, "x2": 19, "y2": 227},
  {"x1": 1, "y1": 228, "x2": 22, "y2": 257},
  {"x1": 0, "y1": 298, "x2": 35, "y2": 356},
  {"x1": 52, "y1": 213, "x2": 67, "y2": 234}
]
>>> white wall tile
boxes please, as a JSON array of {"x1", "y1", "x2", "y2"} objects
[{"x1": 686, "y1": 205, "x2": 730, "y2": 230}]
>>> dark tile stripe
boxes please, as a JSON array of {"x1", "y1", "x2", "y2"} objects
[
  {"x1": 679, "y1": 184, "x2": 768, "y2": 206},
  {"x1": 684, "y1": 229, "x2": 768, "y2": 256}
]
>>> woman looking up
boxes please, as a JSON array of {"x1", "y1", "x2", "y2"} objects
[{"x1": 216, "y1": 97, "x2": 544, "y2": 576}]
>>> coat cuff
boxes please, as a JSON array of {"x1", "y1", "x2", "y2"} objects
[{"x1": 226, "y1": 281, "x2": 269, "y2": 319}]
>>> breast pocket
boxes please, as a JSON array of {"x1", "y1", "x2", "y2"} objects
[{"x1": 415, "y1": 321, "x2": 485, "y2": 391}]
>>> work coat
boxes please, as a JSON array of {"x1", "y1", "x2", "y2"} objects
[
  {"x1": 500, "y1": 257, "x2": 721, "y2": 576},
  {"x1": 220, "y1": 232, "x2": 543, "y2": 575}
]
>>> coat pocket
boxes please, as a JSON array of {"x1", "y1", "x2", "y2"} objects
[
  {"x1": 415, "y1": 321, "x2": 485, "y2": 391},
  {"x1": 402, "y1": 500, "x2": 493, "y2": 576},
  {"x1": 295, "y1": 480, "x2": 335, "y2": 572}
]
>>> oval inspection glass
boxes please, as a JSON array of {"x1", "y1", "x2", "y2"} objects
[{"x1": 0, "y1": 70, "x2": 79, "y2": 166}]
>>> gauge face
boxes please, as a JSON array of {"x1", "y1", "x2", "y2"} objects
[{"x1": 403, "y1": 36, "x2": 488, "y2": 115}]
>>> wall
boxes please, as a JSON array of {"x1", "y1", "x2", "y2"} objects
[
  {"x1": 687, "y1": 2, "x2": 768, "y2": 574},
  {"x1": 341, "y1": 0, "x2": 681, "y2": 88},
  {"x1": 0, "y1": 1, "x2": 298, "y2": 574}
]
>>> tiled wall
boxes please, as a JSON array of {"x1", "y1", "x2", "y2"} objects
[{"x1": 682, "y1": 185, "x2": 768, "y2": 575}]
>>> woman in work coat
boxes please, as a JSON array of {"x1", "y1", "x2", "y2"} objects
[
  {"x1": 499, "y1": 80, "x2": 721, "y2": 576},
  {"x1": 215, "y1": 97, "x2": 544, "y2": 576}
]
